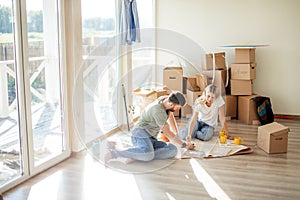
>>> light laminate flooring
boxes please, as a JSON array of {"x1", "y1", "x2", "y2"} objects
[{"x1": 2, "y1": 118, "x2": 300, "y2": 200}]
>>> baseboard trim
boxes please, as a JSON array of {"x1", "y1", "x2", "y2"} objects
[{"x1": 274, "y1": 114, "x2": 300, "y2": 120}]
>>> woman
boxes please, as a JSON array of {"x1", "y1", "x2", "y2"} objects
[{"x1": 178, "y1": 84, "x2": 229, "y2": 142}]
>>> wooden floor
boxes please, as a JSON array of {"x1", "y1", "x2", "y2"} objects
[{"x1": 2, "y1": 117, "x2": 300, "y2": 200}]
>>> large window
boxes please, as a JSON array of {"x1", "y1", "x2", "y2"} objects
[
  {"x1": 81, "y1": 0, "x2": 118, "y2": 144},
  {"x1": 0, "y1": 0, "x2": 69, "y2": 192},
  {"x1": 78, "y1": 0, "x2": 155, "y2": 145}
]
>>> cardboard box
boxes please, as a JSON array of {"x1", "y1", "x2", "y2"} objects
[
  {"x1": 173, "y1": 109, "x2": 180, "y2": 117},
  {"x1": 148, "y1": 90, "x2": 168, "y2": 100},
  {"x1": 206, "y1": 52, "x2": 226, "y2": 70},
  {"x1": 133, "y1": 88, "x2": 168, "y2": 99},
  {"x1": 202, "y1": 69, "x2": 228, "y2": 95},
  {"x1": 195, "y1": 73, "x2": 207, "y2": 91},
  {"x1": 223, "y1": 95, "x2": 237, "y2": 118},
  {"x1": 163, "y1": 67, "x2": 183, "y2": 92},
  {"x1": 133, "y1": 88, "x2": 155, "y2": 97},
  {"x1": 186, "y1": 89, "x2": 202, "y2": 107},
  {"x1": 235, "y1": 48, "x2": 255, "y2": 63},
  {"x1": 257, "y1": 122, "x2": 289, "y2": 154},
  {"x1": 230, "y1": 79, "x2": 253, "y2": 95},
  {"x1": 231, "y1": 63, "x2": 256, "y2": 80},
  {"x1": 181, "y1": 103, "x2": 193, "y2": 118},
  {"x1": 238, "y1": 94, "x2": 260, "y2": 125},
  {"x1": 133, "y1": 88, "x2": 168, "y2": 113},
  {"x1": 183, "y1": 77, "x2": 200, "y2": 94}
]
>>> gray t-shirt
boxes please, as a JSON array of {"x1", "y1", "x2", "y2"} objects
[{"x1": 135, "y1": 99, "x2": 169, "y2": 137}]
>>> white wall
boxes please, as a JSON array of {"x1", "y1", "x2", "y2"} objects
[{"x1": 156, "y1": 0, "x2": 300, "y2": 115}]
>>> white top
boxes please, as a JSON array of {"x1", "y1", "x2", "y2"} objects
[{"x1": 193, "y1": 96, "x2": 225, "y2": 127}]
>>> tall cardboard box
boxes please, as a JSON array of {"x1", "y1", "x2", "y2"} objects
[
  {"x1": 231, "y1": 79, "x2": 253, "y2": 95},
  {"x1": 235, "y1": 48, "x2": 255, "y2": 63},
  {"x1": 224, "y1": 95, "x2": 237, "y2": 118},
  {"x1": 231, "y1": 63, "x2": 256, "y2": 80},
  {"x1": 205, "y1": 52, "x2": 226, "y2": 70},
  {"x1": 238, "y1": 94, "x2": 260, "y2": 125},
  {"x1": 163, "y1": 67, "x2": 183, "y2": 92},
  {"x1": 186, "y1": 89, "x2": 202, "y2": 107},
  {"x1": 202, "y1": 69, "x2": 227, "y2": 95},
  {"x1": 195, "y1": 73, "x2": 207, "y2": 91},
  {"x1": 181, "y1": 104, "x2": 193, "y2": 118},
  {"x1": 257, "y1": 122, "x2": 289, "y2": 154}
]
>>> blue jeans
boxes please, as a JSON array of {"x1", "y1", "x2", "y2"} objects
[
  {"x1": 113, "y1": 128, "x2": 178, "y2": 161},
  {"x1": 178, "y1": 120, "x2": 214, "y2": 141}
]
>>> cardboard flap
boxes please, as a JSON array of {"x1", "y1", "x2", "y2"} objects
[{"x1": 133, "y1": 88, "x2": 155, "y2": 97}]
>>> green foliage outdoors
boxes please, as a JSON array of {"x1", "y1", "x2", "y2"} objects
[
  {"x1": 0, "y1": 5, "x2": 43, "y2": 34},
  {"x1": 0, "y1": 5, "x2": 12, "y2": 33}
]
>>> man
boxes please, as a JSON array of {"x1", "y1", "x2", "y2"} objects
[{"x1": 105, "y1": 91, "x2": 195, "y2": 163}]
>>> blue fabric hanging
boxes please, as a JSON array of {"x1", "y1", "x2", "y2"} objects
[{"x1": 120, "y1": 0, "x2": 140, "y2": 45}]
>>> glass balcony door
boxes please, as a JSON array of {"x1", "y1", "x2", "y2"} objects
[
  {"x1": 25, "y1": 0, "x2": 69, "y2": 169},
  {"x1": 0, "y1": 0, "x2": 27, "y2": 190},
  {"x1": 0, "y1": 0, "x2": 69, "y2": 192}
]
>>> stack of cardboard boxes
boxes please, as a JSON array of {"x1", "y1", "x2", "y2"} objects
[
  {"x1": 230, "y1": 48, "x2": 256, "y2": 96},
  {"x1": 162, "y1": 50, "x2": 259, "y2": 123},
  {"x1": 203, "y1": 52, "x2": 236, "y2": 119},
  {"x1": 229, "y1": 48, "x2": 260, "y2": 125},
  {"x1": 162, "y1": 52, "x2": 230, "y2": 118}
]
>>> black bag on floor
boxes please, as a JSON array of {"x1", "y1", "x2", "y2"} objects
[{"x1": 252, "y1": 96, "x2": 274, "y2": 125}]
